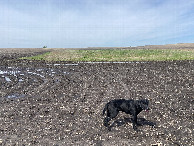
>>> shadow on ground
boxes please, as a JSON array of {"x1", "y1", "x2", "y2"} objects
[{"x1": 109, "y1": 117, "x2": 156, "y2": 131}]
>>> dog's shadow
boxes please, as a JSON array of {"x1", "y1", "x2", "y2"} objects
[{"x1": 109, "y1": 117, "x2": 156, "y2": 130}]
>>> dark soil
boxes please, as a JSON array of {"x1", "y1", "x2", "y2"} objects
[{"x1": 0, "y1": 51, "x2": 193, "y2": 145}]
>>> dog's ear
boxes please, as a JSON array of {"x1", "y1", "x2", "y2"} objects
[{"x1": 144, "y1": 99, "x2": 149, "y2": 105}]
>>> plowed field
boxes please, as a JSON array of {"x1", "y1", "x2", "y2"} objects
[{"x1": 0, "y1": 50, "x2": 193, "y2": 145}]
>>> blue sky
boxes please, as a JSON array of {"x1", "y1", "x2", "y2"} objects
[{"x1": 0, "y1": 0, "x2": 194, "y2": 48}]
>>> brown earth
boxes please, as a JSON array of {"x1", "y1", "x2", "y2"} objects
[{"x1": 0, "y1": 48, "x2": 193, "y2": 145}]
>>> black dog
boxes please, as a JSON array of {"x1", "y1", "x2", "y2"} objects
[{"x1": 103, "y1": 99, "x2": 150, "y2": 131}]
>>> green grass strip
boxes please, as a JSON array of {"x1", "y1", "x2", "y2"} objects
[
  {"x1": 20, "y1": 49, "x2": 194, "y2": 61},
  {"x1": 21, "y1": 52, "x2": 51, "y2": 60}
]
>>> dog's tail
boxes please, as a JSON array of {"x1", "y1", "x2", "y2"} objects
[{"x1": 102, "y1": 104, "x2": 108, "y2": 115}]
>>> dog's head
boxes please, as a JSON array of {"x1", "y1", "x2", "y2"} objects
[{"x1": 138, "y1": 99, "x2": 150, "y2": 112}]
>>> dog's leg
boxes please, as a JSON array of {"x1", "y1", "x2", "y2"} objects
[
  {"x1": 104, "y1": 109, "x2": 119, "y2": 131},
  {"x1": 104, "y1": 117, "x2": 111, "y2": 127},
  {"x1": 132, "y1": 114, "x2": 138, "y2": 131},
  {"x1": 104, "y1": 117, "x2": 113, "y2": 131}
]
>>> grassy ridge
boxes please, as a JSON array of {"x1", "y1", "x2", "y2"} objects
[{"x1": 21, "y1": 49, "x2": 194, "y2": 61}]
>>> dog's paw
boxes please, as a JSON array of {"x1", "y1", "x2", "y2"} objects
[
  {"x1": 133, "y1": 125, "x2": 138, "y2": 131},
  {"x1": 108, "y1": 127, "x2": 112, "y2": 131}
]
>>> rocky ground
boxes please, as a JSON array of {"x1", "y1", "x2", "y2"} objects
[{"x1": 0, "y1": 49, "x2": 193, "y2": 145}]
